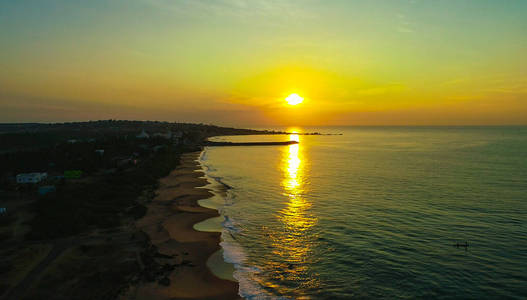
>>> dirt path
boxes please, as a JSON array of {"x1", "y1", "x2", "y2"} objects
[{"x1": 2, "y1": 238, "x2": 70, "y2": 300}]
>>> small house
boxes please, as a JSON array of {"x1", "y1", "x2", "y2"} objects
[
  {"x1": 153, "y1": 130, "x2": 172, "y2": 139},
  {"x1": 102, "y1": 168, "x2": 117, "y2": 175},
  {"x1": 38, "y1": 185, "x2": 56, "y2": 196},
  {"x1": 136, "y1": 129, "x2": 150, "y2": 139},
  {"x1": 116, "y1": 158, "x2": 132, "y2": 167},
  {"x1": 95, "y1": 149, "x2": 105, "y2": 155},
  {"x1": 153, "y1": 145, "x2": 166, "y2": 152},
  {"x1": 64, "y1": 170, "x2": 82, "y2": 179},
  {"x1": 16, "y1": 172, "x2": 48, "y2": 184},
  {"x1": 172, "y1": 131, "x2": 183, "y2": 145}
]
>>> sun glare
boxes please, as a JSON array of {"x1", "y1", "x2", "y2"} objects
[{"x1": 285, "y1": 93, "x2": 303, "y2": 105}]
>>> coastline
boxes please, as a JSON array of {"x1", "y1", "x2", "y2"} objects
[{"x1": 123, "y1": 151, "x2": 240, "y2": 300}]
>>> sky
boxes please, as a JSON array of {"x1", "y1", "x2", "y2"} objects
[{"x1": 1, "y1": 0, "x2": 526, "y2": 126}]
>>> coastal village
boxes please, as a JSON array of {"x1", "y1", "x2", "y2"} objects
[
  {"x1": 3, "y1": 127, "x2": 182, "y2": 215},
  {"x1": 5, "y1": 127, "x2": 184, "y2": 199},
  {"x1": 0, "y1": 120, "x2": 274, "y2": 300}
]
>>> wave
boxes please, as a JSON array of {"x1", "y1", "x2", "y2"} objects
[
  {"x1": 221, "y1": 237, "x2": 282, "y2": 300},
  {"x1": 199, "y1": 149, "x2": 232, "y2": 189},
  {"x1": 199, "y1": 148, "x2": 278, "y2": 300}
]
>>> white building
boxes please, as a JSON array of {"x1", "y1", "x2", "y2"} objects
[
  {"x1": 153, "y1": 130, "x2": 172, "y2": 139},
  {"x1": 173, "y1": 131, "x2": 183, "y2": 138},
  {"x1": 136, "y1": 129, "x2": 150, "y2": 139},
  {"x1": 16, "y1": 172, "x2": 48, "y2": 184},
  {"x1": 172, "y1": 131, "x2": 183, "y2": 145},
  {"x1": 95, "y1": 149, "x2": 105, "y2": 155}
]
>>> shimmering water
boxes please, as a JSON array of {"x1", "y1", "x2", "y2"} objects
[{"x1": 201, "y1": 127, "x2": 527, "y2": 299}]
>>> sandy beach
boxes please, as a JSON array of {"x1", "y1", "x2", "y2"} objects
[{"x1": 123, "y1": 151, "x2": 239, "y2": 300}]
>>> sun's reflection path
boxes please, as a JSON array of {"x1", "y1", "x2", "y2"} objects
[
  {"x1": 282, "y1": 137, "x2": 313, "y2": 233},
  {"x1": 266, "y1": 133, "x2": 319, "y2": 295}
]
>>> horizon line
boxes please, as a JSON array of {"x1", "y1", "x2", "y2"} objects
[{"x1": 1, "y1": 121, "x2": 527, "y2": 128}]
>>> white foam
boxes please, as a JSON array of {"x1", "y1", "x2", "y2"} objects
[
  {"x1": 200, "y1": 148, "x2": 281, "y2": 300},
  {"x1": 220, "y1": 232, "x2": 282, "y2": 300}
]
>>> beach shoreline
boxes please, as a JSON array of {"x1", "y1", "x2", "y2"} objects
[{"x1": 122, "y1": 151, "x2": 240, "y2": 300}]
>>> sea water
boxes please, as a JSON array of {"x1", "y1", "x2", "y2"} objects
[{"x1": 200, "y1": 127, "x2": 527, "y2": 299}]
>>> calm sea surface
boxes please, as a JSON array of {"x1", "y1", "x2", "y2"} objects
[{"x1": 200, "y1": 127, "x2": 527, "y2": 299}]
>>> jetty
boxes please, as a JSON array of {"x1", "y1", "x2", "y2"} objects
[{"x1": 205, "y1": 141, "x2": 299, "y2": 146}]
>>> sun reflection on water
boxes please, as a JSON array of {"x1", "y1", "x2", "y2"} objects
[{"x1": 266, "y1": 133, "x2": 318, "y2": 295}]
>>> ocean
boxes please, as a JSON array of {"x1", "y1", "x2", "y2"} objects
[{"x1": 199, "y1": 126, "x2": 527, "y2": 299}]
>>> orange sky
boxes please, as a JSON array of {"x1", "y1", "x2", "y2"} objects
[{"x1": 1, "y1": 1, "x2": 526, "y2": 126}]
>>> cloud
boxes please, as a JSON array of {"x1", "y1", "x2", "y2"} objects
[
  {"x1": 441, "y1": 75, "x2": 527, "y2": 96},
  {"x1": 357, "y1": 83, "x2": 406, "y2": 96},
  {"x1": 440, "y1": 78, "x2": 468, "y2": 86},
  {"x1": 142, "y1": 0, "x2": 315, "y2": 21},
  {"x1": 396, "y1": 13, "x2": 415, "y2": 33}
]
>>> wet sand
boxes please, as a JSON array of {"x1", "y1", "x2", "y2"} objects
[{"x1": 124, "y1": 151, "x2": 239, "y2": 300}]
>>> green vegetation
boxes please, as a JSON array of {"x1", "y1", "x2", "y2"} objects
[{"x1": 27, "y1": 145, "x2": 188, "y2": 240}]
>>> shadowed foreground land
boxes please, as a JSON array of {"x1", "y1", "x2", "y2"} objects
[
  {"x1": 1, "y1": 145, "x2": 186, "y2": 300},
  {"x1": 0, "y1": 121, "x2": 267, "y2": 300}
]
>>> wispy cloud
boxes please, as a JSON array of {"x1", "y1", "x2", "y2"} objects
[
  {"x1": 142, "y1": 0, "x2": 315, "y2": 21},
  {"x1": 396, "y1": 13, "x2": 415, "y2": 33},
  {"x1": 440, "y1": 75, "x2": 527, "y2": 96},
  {"x1": 357, "y1": 83, "x2": 406, "y2": 96}
]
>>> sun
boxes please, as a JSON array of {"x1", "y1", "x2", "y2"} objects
[{"x1": 285, "y1": 93, "x2": 303, "y2": 105}]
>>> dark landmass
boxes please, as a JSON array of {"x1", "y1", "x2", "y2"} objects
[
  {"x1": 0, "y1": 120, "x2": 285, "y2": 300},
  {"x1": 0, "y1": 120, "x2": 288, "y2": 154}
]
